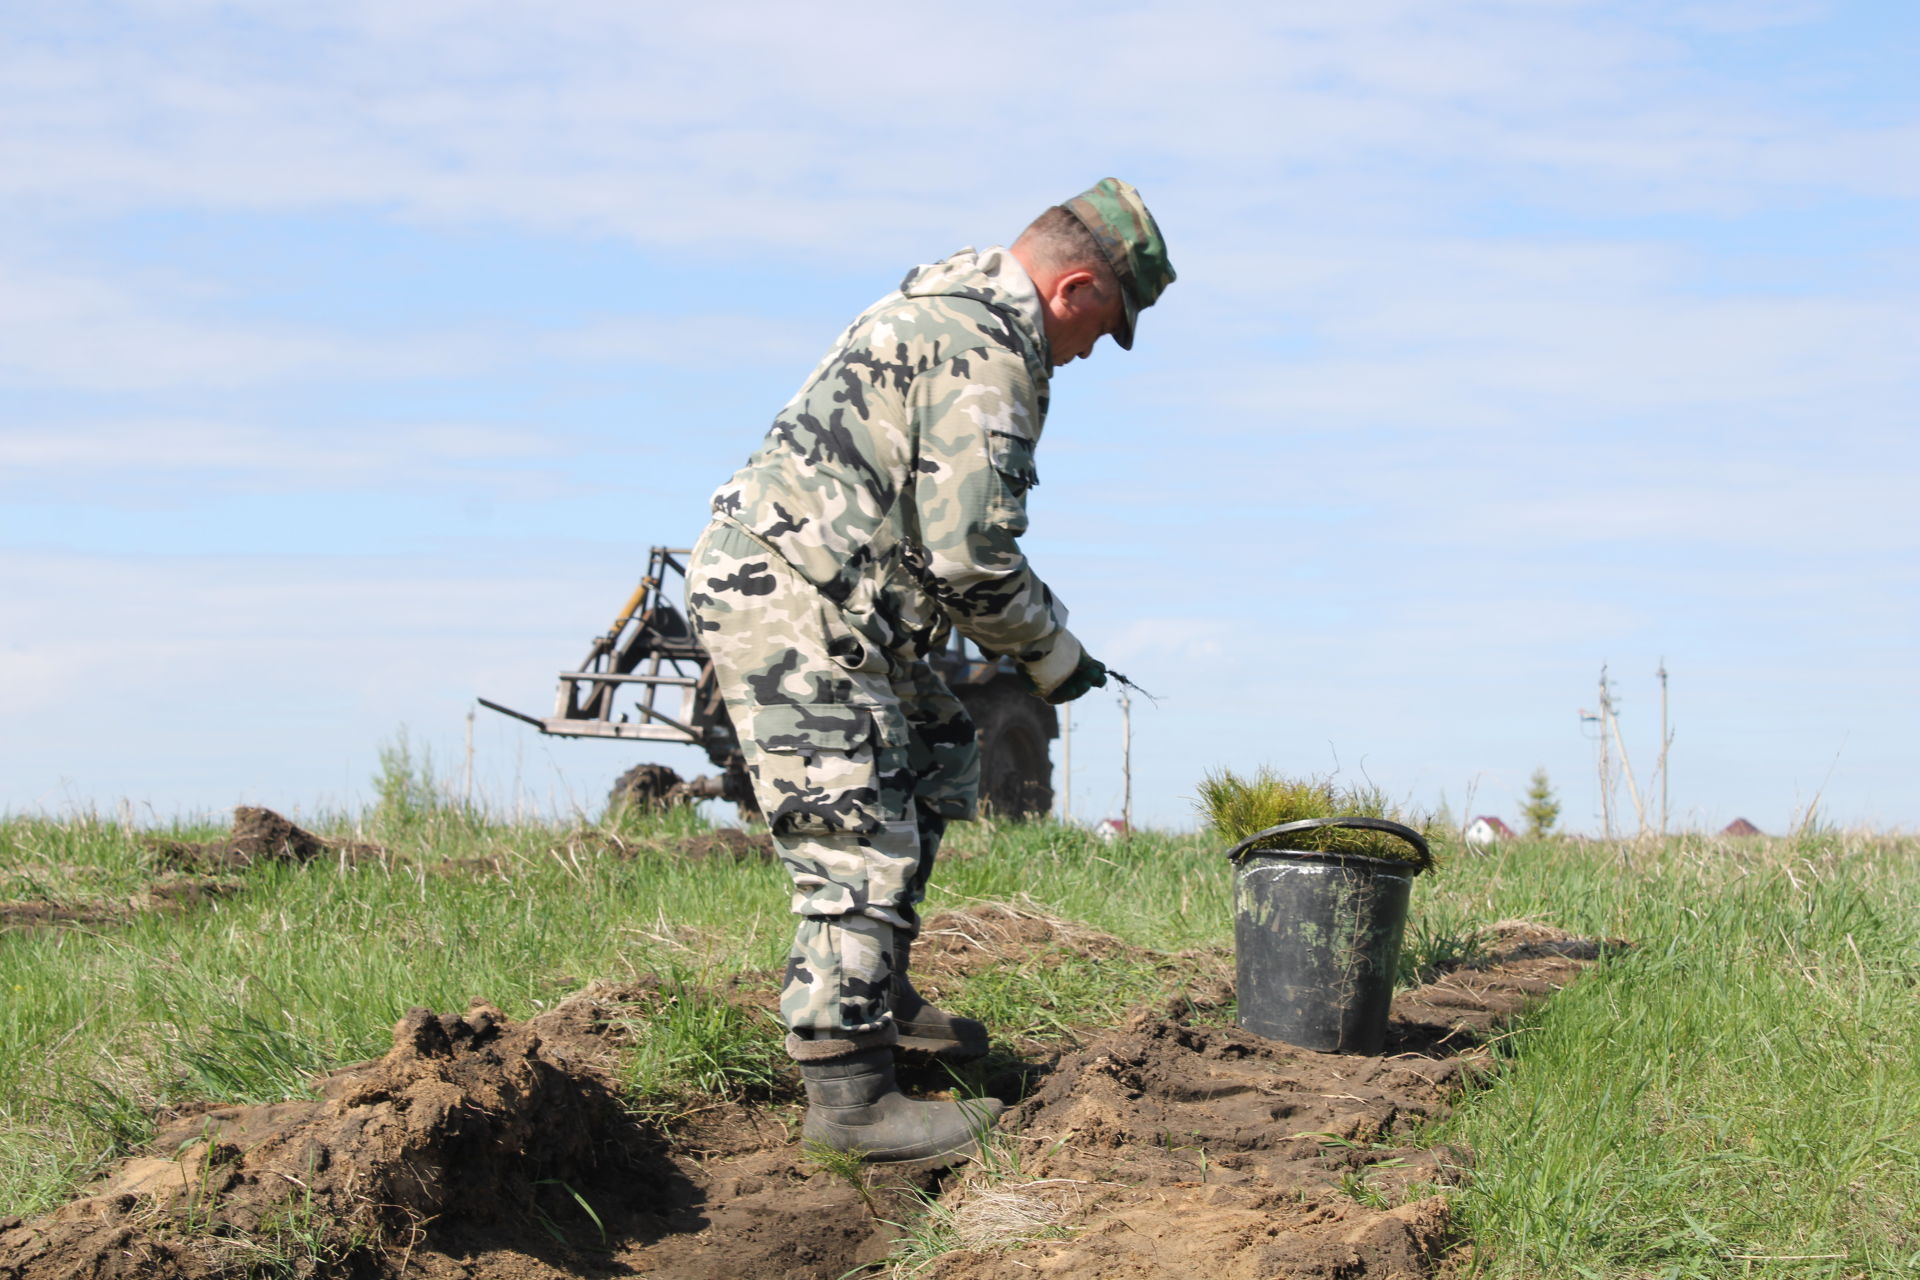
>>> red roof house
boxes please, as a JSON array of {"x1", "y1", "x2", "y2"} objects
[{"x1": 1466, "y1": 815, "x2": 1516, "y2": 842}]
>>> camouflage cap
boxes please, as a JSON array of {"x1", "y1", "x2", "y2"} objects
[{"x1": 1060, "y1": 177, "x2": 1175, "y2": 350}]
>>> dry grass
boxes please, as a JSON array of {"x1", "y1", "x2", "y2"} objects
[
  {"x1": 885, "y1": 1131, "x2": 1087, "y2": 1276},
  {"x1": 938, "y1": 1179, "x2": 1085, "y2": 1251}
]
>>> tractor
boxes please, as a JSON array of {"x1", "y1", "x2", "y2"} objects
[{"x1": 479, "y1": 546, "x2": 1057, "y2": 819}]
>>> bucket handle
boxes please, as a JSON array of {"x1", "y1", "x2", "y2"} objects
[{"x1": 1224, "y1": 816, "x2": 1430, "y2": 864}]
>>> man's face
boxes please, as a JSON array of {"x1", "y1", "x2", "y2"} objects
[{"x1": 1045, "y1": 273, "x2": 1128, "y2": 367}]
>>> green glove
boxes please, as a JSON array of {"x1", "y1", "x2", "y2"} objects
[{"x1": 1044, "y1": 652, "x2": 1108, "y2": 704}]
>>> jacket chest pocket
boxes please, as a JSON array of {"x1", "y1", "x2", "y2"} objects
[
  {"x1": 987, "y1": 431, "x2": 1040, "y2": 497},
  {"x1": 985, "y1": 430, "x2": 1040, "y2": 529}
]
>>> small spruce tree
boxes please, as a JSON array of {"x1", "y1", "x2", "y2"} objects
[{"x1": 1522, "y1": 767, "x2": 1561, "y2": 838}]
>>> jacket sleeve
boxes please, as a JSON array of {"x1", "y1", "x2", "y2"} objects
[{"x1": 907, "y1": 341, "x2": 1086, "y2": 691}]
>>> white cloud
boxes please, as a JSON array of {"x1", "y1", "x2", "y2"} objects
[
  {"x1": 543, "y1": 315, "x2": 814, "y2": 370},
  {"x1": 0, "y1": 544, "x2": 707, "y2": 815},
  {"x1": 0, "y1": 256, "x2": 816, "y2": 390},
  {"x1": 1107, "y1": 617, "x2": 1233, "y2": 668},
  {"x1": 1134, "y1": 229, "x2": 1920, "y2": 449},
  {"x1": 1673, "y1": 0, "x2": 1834, "y2": 33},
  {"x1": 0, "y1": 258, "x2": 483, "y2": 389},
  {"x1": 1452, "y1": 470, "x2": 1920, "y2": 554},
  {"x1": 0, "y1": 418, "x2": 556, "y2": 486},
  {"x1": 0, "y1": 1, "x2": 1914, "y2": 829},
  {"x1": 1, "y1": 1, "x2": 1912, "y2": 252}
]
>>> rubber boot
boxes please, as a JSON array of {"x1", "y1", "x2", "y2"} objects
[
  {"x1": 792, "y1": 1029, "x2": 1004, "y2": 1170},
  {"x1": 892, "y1": 935, "x2": 990, "y2": 1062}
]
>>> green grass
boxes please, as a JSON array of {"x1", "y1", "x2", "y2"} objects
[
  {"x1": 1427, "y1": 834, "x2": 1920, "y2": 1279},
  {"x1": 0, "y1": 807, "x2": 1230, "y2": 1218},
  {"x1": 621, "y1": 978, "x2": 790, "y2": 1116},
  {"x1": 0, "y1": 814, "x2": 173, "y2": 903},
  {"x1": 7, "y1": 801, "x2": 1920, "y2": 1280}
]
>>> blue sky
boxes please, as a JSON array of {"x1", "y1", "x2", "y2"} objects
[{"x1": 3, "y1": 0, "x2": 1915, "y2": 833}]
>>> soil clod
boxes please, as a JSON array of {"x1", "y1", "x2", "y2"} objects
[{"x1": 147, "y1": 806, "x2": 382, "y2": 873}]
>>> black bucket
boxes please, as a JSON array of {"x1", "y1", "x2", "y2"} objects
[{"x1": 1226, "y1": 817, "x2": 1429, "y2": 1054}]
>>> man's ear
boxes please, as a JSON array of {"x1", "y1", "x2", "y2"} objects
[{"x1": 1056, "y1": 268, "x2": 1101, "y2": 312}]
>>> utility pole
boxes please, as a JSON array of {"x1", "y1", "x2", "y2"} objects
[
  {"x1": 1596, "y1": 667, "x2": 1615, "y2": 841},
  {"x1": 1656, "y1": 659, "x2": 1670, "y2": 837},
  {"x1": 1605, "y1": 686, "x2": 1647, "y2": 839},
  {"x1": 463, "y1": 708, "x2": 476, "y2": 809},
  {"x1": 1118, "y1": 686, "x2": 1133, "y2": 836},
  {"x1": 1061, "y1": 709, "x2": 1072, "y2": 824}
]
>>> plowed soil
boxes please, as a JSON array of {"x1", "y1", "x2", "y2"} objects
[
  {"x1": 0, "y1": 875, "x2": 240, "y2": 933},
  {"x1": 5, "y1": 810, "x2": 775, "y2": 933},
  {"x1": 0, "y1": 915, "x2": 1608, "y2": 1280},
  {"x1": 3, "y1": 807, "x2": 342, "y2": 934}
]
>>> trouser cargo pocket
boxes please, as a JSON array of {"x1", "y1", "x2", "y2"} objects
[
  {"x1": 751, "y1": 703, "x2": 892, "y2": 837},
  {"x1": 747, "y1": 702, "x2": 919, "y2": 922}
]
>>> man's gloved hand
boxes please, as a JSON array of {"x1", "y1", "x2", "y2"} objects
[
  {"x1": 1015, "y1": 630, "x2": 1106, "y2": 703},
  {"x1": 1041, "y1": 652, "x2": 1108, "y2": 704},
  {"x1": 1052, "y1": 656, "x2": 1113, "y2": 706}
]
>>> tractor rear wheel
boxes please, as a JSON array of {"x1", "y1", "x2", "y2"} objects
[
  {"x1": 958, "y1": 678, "x2": 1056, "y2": 820},
  {"x1": 608, "y1": 762, "x2": 684, "y2": 813},
  {"x1": 720, "y1": 751, "x2": 761, "y2": 823}
]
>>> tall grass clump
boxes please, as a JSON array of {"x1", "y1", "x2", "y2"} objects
[
  {"x1": 621, "y1": 976, "x2": 789, "y2": 1115},
  {"x1": 362, "y1": 729, "x2": 495, "y2": 845},
  {"x1": 1196, "y1": 768, "x2": 1433, "y2": 871}
]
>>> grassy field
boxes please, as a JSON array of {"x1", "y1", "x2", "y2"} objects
[
  {"x1": 1436, "y1": 833, "x2": 1920, "y2": 1279},
  {"x1": 3, "y1": 799, "x2": 1917, "y2": 1278}
]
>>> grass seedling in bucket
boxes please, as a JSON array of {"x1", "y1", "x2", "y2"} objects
[{"x1": 1198, "y1": 769, "x2": 1433, "y2": 1053}]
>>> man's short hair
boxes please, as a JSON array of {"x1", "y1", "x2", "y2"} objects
[{"x1": 1015, "y1": 205, "x2": 1117, "y2": 286}]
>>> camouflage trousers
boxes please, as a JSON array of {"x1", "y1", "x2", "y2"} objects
[{"x1": 686, "y1": 519, "x2": 980, "y2": 1036}]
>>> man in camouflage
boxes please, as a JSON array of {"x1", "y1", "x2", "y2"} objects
[{"x1": 687, "y1": 179, "x2": 1174, "y2": 1167}]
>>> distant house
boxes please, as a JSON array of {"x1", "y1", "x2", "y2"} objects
[
  {"x1": 1465, "y1": 816, "x2": 1516, "y2": 843},
  {"x1": 1093, "y1": 818, "x2": 1130, "y2": 842},
  {"x1": 1720, "y1": 818, "x2": 1764, "y2": 837}
]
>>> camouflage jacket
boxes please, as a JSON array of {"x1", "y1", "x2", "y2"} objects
[{"x1": 709, "y1": 247, "x2": 1083, "y2": 685}]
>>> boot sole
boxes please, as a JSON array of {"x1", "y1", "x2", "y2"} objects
[
  {"x1": 854, "y1": 1144, "x2": 983, "y2": 1175},
  {"x1": 803, "y1": 1103, "x2": 1006, "y2": 1171},
  {"x1": 801, "y1": 1128, "x2": 998, "y2": 1172}
]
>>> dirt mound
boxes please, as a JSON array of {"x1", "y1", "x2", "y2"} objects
[
  {"x1": 147, "y1": 807, "x2": 383, "y2": 873},
  {"x1": 0, "y1": 918, "x2": 1607, "y2": 1280},
  {"x1": 410, "y1": 829, "x2": 773, "y2": 881},
  {"x1": 1481, "y1": 917, "x2": 1623, "y2": 962},
  {"x1": 0, "y1": 900, "x2": 127, "y2": 930},
  {"x1": 0, "y1": 994, "x2": 640, "y2": 1278},
  {"x1": 0, "y1": 982, "x2": 899, "y2": 1280},
  {"x1": 1388, "y1": 919, "x2": 1625, "y2": 1056},
  {"x1": 427, "y1": 854, "x2": 513, "y2": 878}
]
